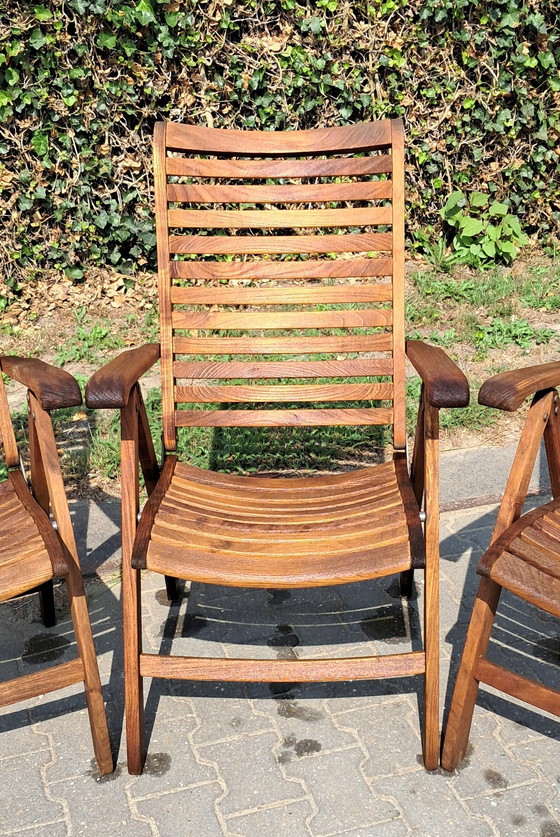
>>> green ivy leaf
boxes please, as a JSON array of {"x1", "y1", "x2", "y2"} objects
[
  {"x1": 459, "y1": 217, "x2": 484, "y2": 236},
  {"x1": 96, "y1": 31, "x2": 117, "y2": 50},
  {"x1": 135, "y1": 0, "x2": 156, "y2": 26},
  {"x1": 500, "y1": 11, "x2": 520, "y2": 29},
  {"x1": 29, "y1": 28, "x2": 47, "y2": 50},
  {"x1": 31, "y1": 130, "x2": 49, "y2": 157},
  {"x1": 4, "y1": 68, "x2": 19, "y2": 86},
  {"x1": 34, "y1": 4, "x2": 53, "y2": 21},
  {"x1": 488, "y1": 202, "x2": 508, "y2": 217},
  {"x1": 470, "y1": 191, "x2": 488, "y2": 208}
]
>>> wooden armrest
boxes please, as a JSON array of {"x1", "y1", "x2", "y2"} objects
[
  {"x1": 405, "y1": 340, "x2": 469, "y2": 409},
  {"x1": 85, "y1": 343, "x2": 160, "y2": 409},
  {"x1": 0, "y1": 357, "x2": 81, "y2": 410},
  {"x1": 478, "y1": 360, "x2": 560, "y2": 412}
]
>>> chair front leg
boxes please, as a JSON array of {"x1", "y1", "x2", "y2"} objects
[
  {"x1": 422, "y1": 400, "x2": 440, "y2": 770},
  {"x1": 441, "y1": 576, "x2": 502, "y2": 771},
  {"x1": 400, "y1": 386, "x2": 426, "y2": 598},
  {"x1": 121, "y1": 385, "x2": 146, "y2": 774},
  {"x1": 29, "y1": 393, "x2": 113, "y2": 775}
]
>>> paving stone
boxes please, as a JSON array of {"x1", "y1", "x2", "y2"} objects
[
  {"x1": 52, "y1": 773, "x2": 153, "y2": 837},
  {"x1": 189, "y1": 697, "x2": 276, "y2": 747},
  {"x1": 1, "y1": 824, "x2": 69, "y2": 837},
  {"x1": 464, "y1": 781, "x2": 560, "y2": 836},
  {"x1": 281, "y1": 747, "x2": 400, "y2": 836},
  {"x1": 0, "y1": 750, "x2": 65, "y2": 831},
  {"x1": 226, "y1": 797, "x2": 315, "y2": 836},
  {"x1": 134, "y1": 781, "x2": 225, "y2": 837},
  {"x1": 371, "y1": 772, "x2": 494, "y2": 836},
  {"x1": 332, "y1": 698, "x2": 422, "y2": 778},
  {"x1": 198, "y1": 731, "x2": 304, "y2": 817}
]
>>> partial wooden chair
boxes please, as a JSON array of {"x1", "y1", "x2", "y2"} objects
[
  {"x1": 442, "y1": 362, "x2": 560, "y2": 770},
  {"x1": 86, "y1": 119, "x2": 469, "y2": 774},
  {"x1": 0, "y1": 357, "x2": 113, "y2": 776}
]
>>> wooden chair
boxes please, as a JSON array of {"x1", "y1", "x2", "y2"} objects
[
  {"x1": 86, "y1": 119, "x2": 469, "y2": 774},
  {"x1": 442, "y1": 362, "x2": 560, "y2": 771},
  {"x1": 0, "y1": 357, "x2": 113, "y2": 776}
]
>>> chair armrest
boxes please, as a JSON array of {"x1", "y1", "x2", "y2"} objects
[
  {"x1": 85, "y1": 343, "x2": 160, "y2": 409},
  {"x1": 0, "y1": 356, "x2": 82, "y2": 410},
  {"x1": 405, "y1": 340, "x2": 469, "y2": 408},
  {"x1": 478, "y1": 360, "x2": 560, "y2": 412}
]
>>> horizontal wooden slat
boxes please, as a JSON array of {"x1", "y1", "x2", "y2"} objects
[
  {"x1": 172, "y1": 309, "x2": 392, "y2": 331},
  {"x1": 0, "y1": 659, "x2": 84, "y2": 708},
  {"x1": 175, "y1": 407, "x2": 393, "y2": 427},
  {"x1": 169, "y1": 233, "x2": 392, "y2": 255},
  {"x1": 474, "y1": 659, "x2": 560, "y2": 718},
  {"x1": 166, "y1": 156, "x2": 393, "y2": 178},
  {"x1": 168, "y1": 207, "x2": 392, "y2": 229},
  {"x1": 140, "y1": 651, "x2": 425, "y2": 682},
  {"x1": 175, "y1": 383, "x2": 393, "y2": 404},
  {"x1": 166, "y1": 121, "x2": 393, "y2": 155},
  {"x1": 173, "y1": 334, "x2": 393, "y2": 355},
  {"x1": 167, "y1": 180, "x2": 392, "y2": 204},
  {"x1": 171, "y1": 284, "x2": 392, "y2": 305},
  {"x1": 170, "y1": 257, "x2": 392, "y2": 281},
  {"x1": 173, "y1": 359, "x2": 393, "y2": 380}
]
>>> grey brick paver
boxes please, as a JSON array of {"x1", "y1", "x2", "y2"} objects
[{"x1": 1, "y1": 497, "x2": 559, "y2": 836}]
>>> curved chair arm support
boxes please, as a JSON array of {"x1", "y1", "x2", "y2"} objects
[
  {"x1": 85, "y1": 343, "x2": 160, "y2": 409},
  {"x1": 479, "y1": 360, "x2": 560, "y2": 412},
  {"x1": 405, "y1": 340, "x2": 470, "y2": 409},
  {"x1": 0, "y1": 356, "x2": 82, "y2": 411}
]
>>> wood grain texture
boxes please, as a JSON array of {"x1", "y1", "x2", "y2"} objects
[
  {"x1": 390, "y1": 119, "x2": 406, "y2": 450},
  {"x1": 173, "y1": 334, "x2": 392, "y2": 355},
  {"x1": 173, "y1": 358, "x2": 393, "y2": 379},
  {"x1": 170, "y1": 284, "x2": 392, "y2": 305},
  {"x1": 169, "y1": 232, "x2": 392, "y2": 255},
  {"x1": 170, "y1": 257, "x2": 392, "y2": 281},
  {"x1": 474, "y1": 659, "x2": 560, "y2": 716},
  {"x1": 85, "y1": 343, "x2": 160, "y2": 409},
  {"x1": 167, "y1": 180, "x2": 392, "y2": 203},
  {"x1": 165, "y1": 120, "x2": 393, "y2": 155},
  {"x1": 121, "y1": 387, "x2": 146, "y2": 774},
  {"x1": 441, "y1": 577, "x2": 503, "y2": 771},
  {"x1": 142, "y1": 457, "x2": 420, "y2": 585},
  {"x1": 172, "y1": 308, "x2": 392, "y2": 331},
  {"x1": 478, "y1": 360, "x2": 560, "y2": 412},
  {"x1": 0, "y1": 659, "x2": 84, "y2": 708},
  {"x1": 0, "y1": 371, "x2": 19, "y2": 467},
  {"x1": 166, "y1": 154, "x2": 393, "y2": 178},
  {"x1": 168, "y1": 206, "x2": 392, "y2": 229},
  {"x1": 0, "y1": 356, "x2": 81, "y2": 411},
  {"x1": 139, "y1": 651, "x2": 425, "y2": 682},
  {"x1": 405, "y1": 340, "x2": 469, "y2": 409},
  {"x1": 175, "y1": 383, "x2": 393, "y2": 404},
  {"x1": 489, "y1": 391, "x2": 553, "y2": 542},
  {"x1": 175, "y1": 407, "x2": 393, "y2": 427}
]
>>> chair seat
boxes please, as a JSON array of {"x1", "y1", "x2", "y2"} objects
[
  {"x1": 0, "y1": 475, "x2": 66, "y2": 602},
  {"x1": 477, "y1": 498, "x2": 560, "y2": 618},
  {"x1": 135, "y1": 454, "x2": 424, "y2": 588}
]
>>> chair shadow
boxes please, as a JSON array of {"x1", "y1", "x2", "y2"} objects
[{"x1": 441, "y1": 492, "x2": 560, "y2": 751}]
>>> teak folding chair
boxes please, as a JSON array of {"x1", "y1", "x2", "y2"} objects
[
  {"x1": 0, "y1": 357, "x2": 113, "y2": 776},
  {"x1": 86, "y1": 119, "x2": 469, "y2": 774},
  {"x1": 442, "y1": 362, "x2": 560, "y2": 770}
]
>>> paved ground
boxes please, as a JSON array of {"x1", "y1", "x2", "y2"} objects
[{"x1": 1, "y1": 448, "x2": 559, "y2": 836}]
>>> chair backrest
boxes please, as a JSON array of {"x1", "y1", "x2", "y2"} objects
[{"x1": 153, "y1": 120, "x2": 406, "y2": 453}]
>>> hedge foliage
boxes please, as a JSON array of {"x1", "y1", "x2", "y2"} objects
[{"x1": 1, "y1": 0, "x2": 559, "y2": 303}]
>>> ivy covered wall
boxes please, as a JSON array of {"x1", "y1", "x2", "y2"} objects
[{"x1": 0, "y1": 0, "x2": 559, "y2": 302}]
